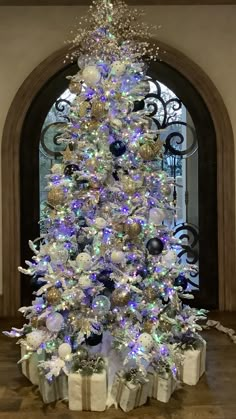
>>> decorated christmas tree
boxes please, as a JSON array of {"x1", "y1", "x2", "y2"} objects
[{"x1": 4, "y1": 0, "x2": 207, "y2": 411}]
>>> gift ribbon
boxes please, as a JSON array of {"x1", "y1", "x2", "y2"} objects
[{"x1": 82, "y1": 375, "x2": 91, "y2": 411}]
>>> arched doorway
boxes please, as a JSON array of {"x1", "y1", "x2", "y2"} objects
[{"x1": 1, "y1": 42, "x2": 235, "y2": 316}]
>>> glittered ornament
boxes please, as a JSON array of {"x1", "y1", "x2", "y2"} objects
[
  {"x1": 139, "y1": 143, "x2": 156, "y2": 160},
  {"x1": 76, "y1": 345, "x2": 89, "y2": 360},
  {"x1": 58, "y1": 343, "x2": 72, "y2": 360},
  {"x1": 149, "y1": 208, "x2": 166, "y2": 225},
  {"x1": 46, "y1": 312, "x2": 64, "y2": 332},
  {"x1": 174, "y1": 274, "x2": 188, "y2": 290},
  {"x1": 137, "y1": 333, "x2": 154, "y2": 351},
  {"x1": 110, "y1": 61, "x2": 127, "y2": 76},
  {"x1": 143, "y1": 319, "x2": 156, "y2": 333},
  {"x1": 124, "y1": 220, "x2": 142, "y2": 238},
  {"x1": 111, "y1": 286, "x2": 131, "y2": 306},
  {"x1": 64, "y1": 164, "x2": 80, "y2": 177},
  {"x1": 82, "y1": 65, "x2": 101, "y2": 86},
  {"x1": 85, "y1": 332, "x2": 103, "y2": 346},
  {"x1": 92, "y1": 295, "x2": 111, "y2": 315},
  {"x1": 162, "y1": 250, "x2": 177, "y2": 267},
  {"x1": 46, "y1": 287, "x2": 61, "y2": 305},
  {"x1": 76, "y1": 252, "x2": 92, "y2": 270},
  {"x1": 79, "y1": 101, "x2": 91, "y2": 117},
  {"x1": 91, "y1": 101, "x2": 107, "y2": 119},
  {"x1": 111, "y1": 250, "x2": 125, "y2": 264},
  {"x1": 96, "y1": 269, "x2": 115, "y2": 291},
  {"x1": 49, "y1": 245, "x2": 68, "y2": 264},
  {"x1": 94, "y1": 217, "x2": 107, "y2": 230},
  {"x1": 30, "y1": 316, "x2": 45, "y2": 328},
  {"x1": 85, "y1": 157, "x2": 98, "y2": 171},
  {"x1": 26, "y1": 330, "x2": 45, "y2": 350},
  {"x1": 110, "y1": 140, "x2": 126, "y2": 157},
  {"x1": 159, "y1": 319, "x2": 172, "y2": 332},
  {"x1": 122, "y1": 178, "x2": 136, "y2": 195},
  {"x1": 143, "y1": 286, "x2": 158, "y2": 302},
  {"x1": 69, "y1": 80, "x2": 82, "y2": 95},
  {"x1": 68, "y1": 312, "x2": 78, "y2": 324},
  {"x1": 160, "y1": 184, "x2": 172, "y2": 197},
  {"x1": 48, "y1": 187, "x2": 65, "y2": 207},
  {"x1": 146, "y1": 238, "x2": 164, "y2": 255}
]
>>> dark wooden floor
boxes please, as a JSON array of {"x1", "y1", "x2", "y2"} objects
[{"x1": 0, "y1": 312, "x2": 236, "y2": 419}]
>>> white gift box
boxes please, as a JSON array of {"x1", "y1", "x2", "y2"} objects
[
  {"x1": 148, "y1": 371, "x2": 176, "y2": 403},
  {"x1": 21, "y1": 345, "x2": 40, "y2": 385},
  {"x1": 39, "y1": 372, "x2": 68, "y2": 404},
  {"x1": 180, "y1": 339, "x2": 206, "y2": 385},
  {"x1": 111, "y1": 372, "x2": 149, "y2": 412},
  {"x1": 68, "y1": 370, "x2": 107, "y2": 411}
]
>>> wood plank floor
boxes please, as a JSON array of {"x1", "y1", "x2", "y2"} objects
[{"x1": 0, "y1": 312, "x2": 236, "y2": 419}]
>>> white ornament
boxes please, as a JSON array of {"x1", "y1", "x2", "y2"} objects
[
  {"x1": 49, "y1": 244, "x2": 68, "y2": 264},
  {"x1": 137, "y1": 333, "x2": 154, "y2": 351},
  {"x1": 94, "y1": 217, "x2": 107, "y2": 230},
  {"x1": 76, "y1": 252, "x2": 92, "y2": 270},
  {"x1": 111, "y1": 250, "x2": 125, "y2": 264},
  {"x1": 26, "y1": 331, "x2": 45, "y2": 350},
  {"x1": 110, "y1": 61, "x2": 127, "y2": 76},
  {"x1": 162, "y1": 250, "x2": 177, "y2": 267},
  {"x1": 82, "y1": 66, "x2": 101, "y2": 86},
  {"x1": 149, "y1": 208, "x2": 166, "y2": 225},
  {"x1": 46, "y1": 312, "x2": 64, "y2": 332},
  {"x1": 58, "y1": 343, "x2": 72, "y2": 360}
]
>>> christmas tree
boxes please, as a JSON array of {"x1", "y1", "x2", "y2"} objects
[{"x1": 4, "y1": 0, "x2": 207, "y2": 408}]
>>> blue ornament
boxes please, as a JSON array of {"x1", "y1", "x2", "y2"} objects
[
  {"x1": 64, "y1": 164, "x2": 80, "y2": 177},
  {"x1": 96, "y1": 269, "x2": 115, "y2": 291},
  {"x1": 146, "y1": 238, "x2": 164, "y2": 255},
  {"x1": 174, "y1": 274, "x2": 188, "y2": 290},
  {"x1": 85, "y1": 332, "x2": 103, "y2": 346},
  {"x1": 110, "y1": 141, "x2": 126, "y2": 157}
]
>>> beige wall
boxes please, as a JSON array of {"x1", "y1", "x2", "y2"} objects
[{"x1": 0, "y1": 5, "x2": 236, "y2": 293}]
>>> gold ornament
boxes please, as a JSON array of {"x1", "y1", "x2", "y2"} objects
[
  {"x1": 30, "y1": 316, "x2": 45, "y2": 328},
  {"x1": 69, "y1": 80, "x2": 82, "y2": 95},
  {"x1": 61, "y1": 145, "x2": 74, "y2": 162},
  {"x1": 143, "y1": 286, "x2": 158, "y2": 302},
  {"x1": 139, "y1": 143, "x2": 156, "y2": 160},
  {"x1": 75, "y1": 346, "x2": 89, "y2": 360},
  {"x1": 160, "y1": 184, "x2": 172, "y2": 196},
  {"x1": 68, "y1": 312, "x2": 78, "y2": 324},
  {"x1": 89, "y1": 178, "x2": 101, "y2": 190},
  {"x1": 113, "y1": 222, "x2": 125, "y2": 233},
  {"x1": 143, "y1": 319, "x2": 156, "y2": 333},
  {"x1": 122, "y1": 177, "x2": 137, "y2": 195},
  {"x1": 91, "y1": 101, "x2": 107, "y2": 119},
  {"x1": 159, "y1": 319, "x2": 172, "y2": 332},
  {"x1": 46, "y1": 287, "x2": 61, "y2": 305},
  {"x1": 79, "y1": 101, "x2": 90, "y2": 117},
  {"x1": 124, "y1": 220, "x2": 142, "y2": 238},
  {"x1": 111, "y1": 287, "x2": 131, "y2": 307},
  {"x1": 48, "y1": 187, "x2": 65, "y2": 207},
  {"x1": 85, "y1": 157, "x2": 98, "y2": 171}
]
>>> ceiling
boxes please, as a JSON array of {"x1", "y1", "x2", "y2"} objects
[{"x1": 0, "y1": 0, "x2": 236, "y2": 5}]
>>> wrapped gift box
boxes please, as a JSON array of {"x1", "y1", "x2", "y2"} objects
[
  {"x1": 38, "y1": 371, "x2": 68, "y2": 404},
  {"x1": 21, "y1": 345, "x2": 43, "y2": 385},
  {"x1": 68, "y1": 370, "x2": 107, "y2": 411},
  {"x1": 180, "y1": 339, "x2": 206, "y2": 385},
  {"x1": 148, "y1": 371, "x2": 176, "y2": 403},
  {"x1": 111, "y1": 371, "x2": 149, "y2": 412}
]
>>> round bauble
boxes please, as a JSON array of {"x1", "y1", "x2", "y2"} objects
[
  {"x1": 92, "y1": 295, "x2": 111, "y2": 315},
  {"x1": 110, "y1": 140, "x2": 126, "y2": 157},
  {"x1": 46, "y1": 287, "x2": 61, "y2": 305},
  {"x1": 49, "y1": 246, "x2": 68, "y2": 264},
  {"x1": 111, "y1": 250, "x2": 125, "y2": 264},
  {"x1": 69, "y1": 80, "x2": 82, "y2": 95},
  {"x1": 149, "y1": 208, "x2": 166, "y2": 225},
  {"x1": 91, "y1": 101, "x2": 107, "y2": 119},
  {"x1": 96, "y1": 269, "x2": 115, "y2": 291},
  {"x1": 174, "y1": 273, "x2": 188, "y2": 290},
  {"x1": 110, "y1": 61, "x2": 127, "y2": 76},
  {"x1": 26, "y1": 330, "x2": 45, "y2": 350},
  {"x1": 48, "y1": 187, "x2": 65, "y2": 207},
  {"x1": 68, "y1": 312, "x2": 78, "y2": 324},
  {"x1": 82, "y1": 66, "x2": 101, "y2": 86},
  {"x1": 76, "y1": 345, "x2": 89, "y2": 360},
  {"x1": 76, "y1": 252, "x2": 92, "y2": 270},
  {"x1": 122, "y1": 178, "x2": 136, "y2": 195},
  {"x1": 79, "y1": 101, "x2": 90, "y2": 117},
  {"x1": 111, "y1": 286, "x2": 131, "y2": 306},
  {"x1": 160, "y1": 184, "x2": 172, "y2": 197},
  {"x1": 159, "y1": 319, "x2": 172, "y2": 332},
  {"x1": 124, "y1": 220, "x2": 142, "y2": 238},
  {"x1": 85, "y1": 332, "x2": 103, "y2": 346},
  {"x1": 133, "y1": 99, "x2": 145, "y2": 112},
  {"x1": 146, "y1": 238, "x2": 164, "y2": 256},
  {"x1": 64, "y1": 163, "x2": 80, "y2": 177},
  {"x1": 58, "y1": 343, "x2": 72, "y2": 360},
  {"x1": 139, "y1": 143, "x2": 156, "y2": 160},
  {"x1": 46, "y1": 312, "x2": 64, "y2": 332},
  {"x1": 143, "y1": 319, "x2": 156, "y2": 334},
  {"x1": 137, "y1": 333, "x2": 154, "y2": 351},
  {"x1": 162, "y1": 250, "x2": 177, "y2": 267},
  {"x1": 94, "y1": 217, "x2": 107, "y2": 230},
  {"x1": 143, "y1": 286, "x2": 158, "y2": 302}
]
